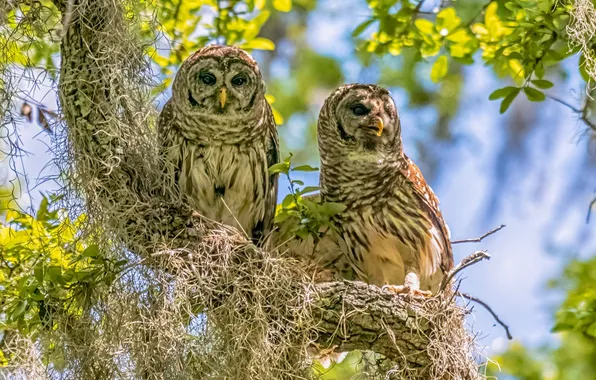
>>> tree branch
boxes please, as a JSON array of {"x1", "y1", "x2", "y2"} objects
[
  {"x1": 546, "y1": 93, "x2": 596, "y2": 132},
  {"x1": 451, "y1": 224, "x2": 506, "y2": 244},
  {"x1": 588, "y1": 195, "x2": 596, "y2": 223},
  {"x1": 457, "y1": 291, "x2": 512, "y2": 340},
  {"x1": 439, "y1": 250, "x2": 491, "y2": 293},
  {"x1": 310, "y1": 281, "x2": 480, "y2": 378}
]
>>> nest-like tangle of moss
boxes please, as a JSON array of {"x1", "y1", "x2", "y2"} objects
[{"x1": 0, "y1": 0, "x2": 483, "y2": 378}]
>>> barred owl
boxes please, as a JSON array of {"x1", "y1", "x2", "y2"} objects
[
  {"x1": 158, "y1": 45, "x2": 279, "y2": 242},
  {"x1": 316, "y1": 84, "x2": 453, "y2": 295}
]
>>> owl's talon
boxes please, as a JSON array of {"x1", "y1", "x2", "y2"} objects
[{"x1": 382, "y1": 284, "x2": 432, "y2": 298}]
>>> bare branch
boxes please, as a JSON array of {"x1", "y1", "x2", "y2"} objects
[
  {"x1": 451, "y1": 224, "x2": 506, "y2": 245},
  {"x1": 588, "y1": 196, "x2": 596, "y2": 223},
  {"x1": 457, "y1": 291, "x2": 513, "y2": 340},
  {"x1": 439, "y1": 250, "x2": 491, "y2": 293},
  {"x1": 546, "y1": 94, "x2": 596, "y2": 132}
]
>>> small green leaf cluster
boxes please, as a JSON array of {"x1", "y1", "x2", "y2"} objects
[
  {"x1": 487, "y1": 255, "x2": 596, "y2": 378},
  {"x1": 357, "y1": 0, "x2": 578, "y2": 111},
  {"x1": 551, "y1": 256, "x2": 596, "y2": 338},
  {"x1": 146, "y1": 0, "x2": 291, "y2": 93},
  {"x1": 269, "y1": 154, "x2": 346, "y2": 242},
  {"x1": 0, "y1": 196, "x2": 124, "y2": 339}
]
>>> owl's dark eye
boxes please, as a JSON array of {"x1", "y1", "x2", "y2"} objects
[
  {"x1": 231, "y1": 74, "x2": 247, "y2": 87},
  {"x1": 199, "y1": 72, "x2": 216, "y2": 85},
  {"x1": 351, "y1": 104, "x2": 369, "y2": 116}
]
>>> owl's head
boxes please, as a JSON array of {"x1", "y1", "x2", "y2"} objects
[
  {"x1": 318, "y1": 84, "x2": 401, "y2": 159},
  {"x1": 173, "y1": 45, "x2": 265, "y2": 116}
]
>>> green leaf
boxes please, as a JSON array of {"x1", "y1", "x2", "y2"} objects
[
  {"x1": 241, "y1": 37, "x2": 275, "y2": 51},
  {"x1": 579, "y1": 55, "x2": 590, "y2": 82},
  {"x1": 489, "y1": 86, "x2": 518, "y2": 100},
  {"x1": 298, "y1": 186, "x2": 320, "y2": 195},
  {"x1": 352, "y1": 19, "x2": 375, "y2": 37},
  {"x1": 535, "y1": 61, "x2": 545, "y2": 78},
  {"x1": 546, "y1": 49, "x2": 565, "y2": 61},
  {"x1": 292, "y1": 165, "x2": 319, "y2": 172},
  {"x1": 586, "y1": 322, "x2": 596, "y2": 337},
  {"x1": 273, "y1": 0, "x2": 292, "y2": 12},
  {"x1": 295, "y1": 227, "x2": 309, "y2": 240},
  {"x1": 268, "y1": 163, "x2": 289, "y2": 175},
  {"x1": 320, "y1": 202, "x2": 347, "y2": 216},
  {"x1": 48, "y1": 266, "x2": 63, "y2": 283},
  {"x1": 499, "y1": 89, "x2": 520, "y2": 114},
  {"x1": 531, "y1": 79, "x2": 554, "y2": 89},
  {"x1": 291, "y1": 180, "x2": 304, "y2": 186},
  {"x1": 414, "y1": 19, "x2": 435, "y2": 35},
  {"x1": 10, "y1": 301, "x2": 27, "y2": 321},
  {"x1": 273, "y1": 212, "x2": 292, "y2": 224},
  {"x1": 523, "y1": 87, "x2": 546, "y2": 102},
  {"x1": 82, "y1": 244, "x2": 100, "y2": 258},
  {"x1": 281, "y1": 194, "x2": 295, "y2": 208},
  {"x1": 430, "y1": 56, "x2": 448, "y2": 83},
  {"x1": 34, "y1": 266, "x2": 44, "y2": 283},
  {"x1": 36, "y1": 197, "x2": 50, "y2": 221},
  {"x1": 437, "y1": 8, "x2": 461, "y2": 32}
]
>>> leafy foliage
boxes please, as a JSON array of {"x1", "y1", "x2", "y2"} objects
[
  {"x1": 270, "y1": 154, "x2": 346, "y2": 241},
  {"x1": 357, "y1": 0, "x2": 580, "y2": 113},
  {"x1": 487, "y1": 255, "x2": 596, "y2": 379},
  {"x1": 551, "y1": 256, "x2": 596, "y2": 337},
  {"x1": 0, "y1": 196, "x2": 122, "y2": 340}
]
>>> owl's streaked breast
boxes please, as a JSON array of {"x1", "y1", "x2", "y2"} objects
[
  {"x1": 177, "y1": 139, "x2": 269, "y2": 234},
  {"x1": 332, "y1": 181, "x2": 444, "y2": 291}
]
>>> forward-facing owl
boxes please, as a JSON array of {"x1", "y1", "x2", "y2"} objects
[
  {"x1": 158, "y1": 45, "x2": 279, "y2": 242},
  {"x1": 316, "y1": 84, "x2": 453, "y2": 295}
]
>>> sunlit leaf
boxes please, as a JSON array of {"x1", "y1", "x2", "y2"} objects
[
  {"x1": 268, "y1": 163, "x2": 290, "y2": 175},
  {"x1": 352, "y1": 19, "x2": 375, "y2": 37},
  {"x1": 414, "y1": 19, "x2": 435, "y2": 35},
  {"x1": 240, "y1": 37, "x2": 275, "y2": 51},
  {"x1": 430, "y1": 56, "x2": 448, "y2": 83},
  {"x1": 292, "y1": 165, "x2": 319, "y2": 172},
  {"x1": 273, "y1": 0, "x2": 292, "y2": 12}
]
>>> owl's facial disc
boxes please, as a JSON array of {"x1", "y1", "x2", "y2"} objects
[
  {"x1": 186, "y1": 58, "x2": 259, "y2": 116},
  {"x1": 336, "y1": 91, "x2": 398, "y2": 150}
]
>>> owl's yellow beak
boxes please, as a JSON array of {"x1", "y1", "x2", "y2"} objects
[
  {"x1": 219, "y1": 87, "x2": 227, "y2": 109},
  {"x1": 374, "y1": 116, "x2": 384, "y2": 136}
]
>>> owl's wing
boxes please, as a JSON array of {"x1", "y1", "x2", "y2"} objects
[
  {"x1": 399, "y1": 154, "x2": 453, "y2": 273},
  {"x1": 257, "y1": 102, "x2": 280, "y2": 243}
]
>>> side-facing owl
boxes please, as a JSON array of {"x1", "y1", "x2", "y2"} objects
[
  {"x1": 158, "y1": 45, "x2": 279, "y2": 242},
  {"x1": 316, "y1": 84, "x2": 453, "y2": 295}
]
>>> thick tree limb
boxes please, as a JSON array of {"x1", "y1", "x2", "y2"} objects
[{"x1": 309, "y1": 281, "x2": 479, "y2": 378}]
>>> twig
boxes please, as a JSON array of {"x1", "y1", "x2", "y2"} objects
[
  {"x1": 546, "y1": 94, "x2": 596, "y2": 132},
  {"x1": 439, "y1": 250, "x2": 491, "y2": 292},
  {"x1": 457, "y1": 291, "x2": 513, "y2": 340},
  {"x1": 587, "y1": 196, "x2": 596, "y2": 223},
  {"x1": 451, "y1": 224, "x2": 506, "y2": 244}
]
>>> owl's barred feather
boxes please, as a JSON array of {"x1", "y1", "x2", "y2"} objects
[
  {"x1": 316, "y1": 84, "x2": 453, "y2": 293},
  {"x1": 158, "y1": 45, "x2": 278, "y2": 242}
]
